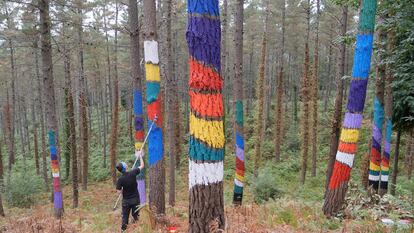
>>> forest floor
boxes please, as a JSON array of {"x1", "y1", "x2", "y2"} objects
[{"x1": 0, "y1": 173, "x2": 412, "y2": 233}]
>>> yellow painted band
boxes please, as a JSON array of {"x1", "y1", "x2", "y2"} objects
[
  {"x1": 51, "y1": 167, "x2": 59, "y2": 173},
  {"x1": 189, "y1": 113, "x2": 224, "y2": 149},
  {"x1": 380, "y1": 166, "x2": 389, "y2": 171},
  {"x1": 369, "y1": 162, "x2": 380, "y2": 171},
  {"x1": 236, "y1": 174, "x2": 244, "y2": 182},
  {"x1": 340, "y1": 128, "x2": 359, "y2": 143},
  {"x1": 145, "y1": 64, "x2": 160, "y2": 82},
  {"x1": 135, "y1": 142, "x2": 143, "y2": 150}
]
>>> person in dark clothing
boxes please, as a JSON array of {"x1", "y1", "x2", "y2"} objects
[{"x1": 116, "y1": 150, "x2": 144, "y2": 232}]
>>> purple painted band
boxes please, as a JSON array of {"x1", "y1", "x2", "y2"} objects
[
  {"x1": 54, "y1": 191, "x2": 63, "y2": 209},
  {"x1": 236, "y1": 146, "x2": 244, "y2": 161},
  {"x1": 137, "y1": 179, "x2": 146, "y2": 204},
  {"x1": 343, "y1": 112, "x2": 363, "y2": 129},
  {"x1": 372, "y1": 124, "x2": 382, "y2": 143}
]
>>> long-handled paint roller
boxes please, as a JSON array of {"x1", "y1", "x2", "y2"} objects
[{"x1": 113, "y1": 115, "x2": 158, "y2": 210}]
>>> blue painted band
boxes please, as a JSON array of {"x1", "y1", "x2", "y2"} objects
[
  {"x1": 188, "y1": 0, "x2": 219, "y2": 16},
  {"x1": 189, "y1": 136, "x2": 224, "y2": 161},
  {"x1": 134, "y1": 90, "x2": 143, "y2": 115},
  {"x1": 148, "y1": 121, "x2": 163, "y2": 166},
  {"x1": 236, "y1": 132, "x2": 244, "y2": 150},
  {"x1": 146, "y1": 82, "x2": 160, "y2": 103},
  {"x1": 352, "y1": 34, "x2": 374, "y2": 79}
]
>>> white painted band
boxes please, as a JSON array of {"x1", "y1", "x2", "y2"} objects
[
  {"x1": 368, "y1": 174, "x2": 380, "y2": 181},
  {"x1": 189, "y1": 160, "x2": 223, "y2": 189},
  {"x1": 144, "y1": 40, "x2": 159, "y2": 64},
  {"x1": 52, "y1": 172, "x2": 60, "y2": 178},
  {"x1": 336, "y1": 151, "x2": 354, "y2": 168},
  {"x1": 234, "y1": 179, "x2": 243, "y2": 187},
  {"x1": 380, "y1": 175, "x2": 389, "y2": 182}
]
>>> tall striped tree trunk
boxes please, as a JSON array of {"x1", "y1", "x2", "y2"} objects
[
  {"x1": 186, "y1": 0, "x2": 225, "y2": 231},
  {"x1": 143, "y1": 0, "x2": 165, "y2": 214},
  {"x1": 368, "y1": 30, "x2": 385, "y2": 191},
  {"x1": 380, "y1": 33, "x2": 394, "y2": 195},
  {"x1": 39, "y1": 0, "x2": 64, "y2": 218},
  {"x1": 233, "y1": 0, "x2": 244, "y2": 205},
  {"x1": 129, "y1": 0, "x2": 146, "y2": 205},
  {"x1": 323, "y1": 0, "x2": 378, "y2": 216}
]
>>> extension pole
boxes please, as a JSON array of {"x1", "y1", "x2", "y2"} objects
[{"x1": 113, "y1": 115, "x2": 158, "y2": 210}]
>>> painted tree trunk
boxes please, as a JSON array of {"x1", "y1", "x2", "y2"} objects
[
  {"x1": 379, "y1": 34, "x2": 394, "y2": 195},
  {"x1": 186, "y1": 0, "x2": 225, "y2": 231},
  {"x1": 300, "y1": 0, "x2": 311, "y2": 185},
  {"x1": 274, "y1": 0, "x2": 286, "y2": 162},
  {"x1": 323, "y1": 0, "x2": 378, "y2": 217},
  {"x1": 233, "y1": 0, "x2": 244, "y2": 206},
  {"x1": 129, "y1": 0, "x2": 146, "y2": 205},
  {"x1": 325, "y1": 6, "x2": 348, "y2": 191},
  {"x1": 368, "y1": 30, "x2": 385, "y2": 191},
  {"x1": 39, "y1": 0, "x2": 64, "y2": 218},
  {"x1": 143, "y1": 0, "x2": 165, "y2": 214}
]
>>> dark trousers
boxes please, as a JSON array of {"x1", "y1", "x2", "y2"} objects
[{"x1": 121, "y1": 198, "x2": 140, "y2": 231}]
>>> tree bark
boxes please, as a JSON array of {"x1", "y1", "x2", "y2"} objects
[
  {"x1": 300, "y1": 0, "x2": 311, "y2": 185},
  {"x1": 367, "y1": 27, "x2": 386, "y2": 192},
  {"x1": 311, "y1": 0, "x2": 321, "y2": 177},
  {"x1": 143, "y1": 0, "x2": 165, "y2": 215},
  {"x1": 232, "y1": 0, "x2": 244, "y2": 205},
  {"x1": 323, "y1": 0, "x2": 378, "y2": 216},
  {"x1": 110, "y1": 0, "x2": 121, "y2": 186},
  {"x1": 274, "y1": 0, "x2": 286, "y2": 162},
  {"x1": 39, "y1": 0, "x2": 64, "y2": 218},
  {"x1": 129, "y1": 0, "x2": 146, "y2": 205},
  {"x1": 390, "y1": 129, "x2": 401, "y2": 195},
  {"x1": 187, "y1": 0, "x2": 225, "y2": 230},
  {"x1": 32, "y1": 101, "x2": 40, "y2": 175},
  {"x1": 325, "y1": 5, "x2": 348, "y2": 191},
  {"x1": 405, "y1": 130, "x2": 413, "y2": 179}
]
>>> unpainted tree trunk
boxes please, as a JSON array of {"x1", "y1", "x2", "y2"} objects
[
  {"x1": 390, "y1": 129, "x2": 401, "y2": 195},
  {"x1": 274, "y1": 0, "x2": 286, "y2": 162},
  {"x1": 311, "y1": 0, "x2": 320, "y2": 177},
  {"x1": 300, "y1": 0, "x2": 311, "y2": 185},
  {"x1": 405, "y1": 130, "x2": 413, "y2": 179},
  {"x1": 254, "y1": 11, "x2": 269, "y2": 178},
  {"x1": 32, "y1": 101, "x2": 40, "y2": 175}
]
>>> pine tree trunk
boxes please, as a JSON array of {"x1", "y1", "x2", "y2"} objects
[
  {"x1": 405, "y1": 130, "x2": 413, "y2": 179},
  {"x1": 143, "y1": 0, "x2": 165, "y2": 215},
  {"x1": 34, "y1": 40, "x2": 50, "y2": 192},
  {"x1": 300, "y1": 0, "x2": 311, "y2": 185},
  {"x1": 274, "y1": 0, "x2": 286, "y2": 162},
  {"x1": 379, "y1": 32, "x2": 394, "y2": 195},
  {"x1": 3, "y1": 100, "x2": 13, "y2": 173},
  {"x1": 76, "y1": 0, "x2": 89, "y2": 190},
  {"x1": 254, "y1": 7, "x2": 269, "y2": 178},
  {"x1": 39, "y1": 0, "x2": 64, "y2": 218},
  {"x1": 323, "y1": 0, "x2": 378, "y2": 217},
  {"x1": 32, "y1": 101, "x2": 40, "y2": 175},
  {"x1": 367, "y1": 28, "x2": 386, "y2": 192},
  {"x1": 187, "y1": 0, "x2": 225, "y2": 230},
  {"x1": 232, "y1": 0, "x2": 244, "y2": 205},
  {"x1": 390, "y1": 129, "x2": 401, "y2": 195},
  {"x1": 0, "y1": 140, "x2": 4, "y2": 216},
  {"x1": 129, "y1": 0, "x2": 146, "y2": 205},
  {"x1": 110, "y1": 0, "x2": 120, "y2": 186},
  {"x1": 163, "y1": 0, "x2": 176, "y2": 207},
  {"x1": 311, "y1": 0, "x2": 320, "y2": 177},
  {"x1": 325, "y1": 5, "x2": 348, "y2": 191}
]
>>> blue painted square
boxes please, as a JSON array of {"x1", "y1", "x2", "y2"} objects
[
  {"x1": 352, "y1": 34, "x2": 374, "y2": 79},
  {"x1": 236, "y1": 133, "x2": 244, "y2": 150},
  {"x1": 134, "y1": 90, "x2": 143, "y2": 115}
]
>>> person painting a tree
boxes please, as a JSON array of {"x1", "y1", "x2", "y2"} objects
[{"x1": 116, "y1": 150, "x2": 145, "y2": 232}]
